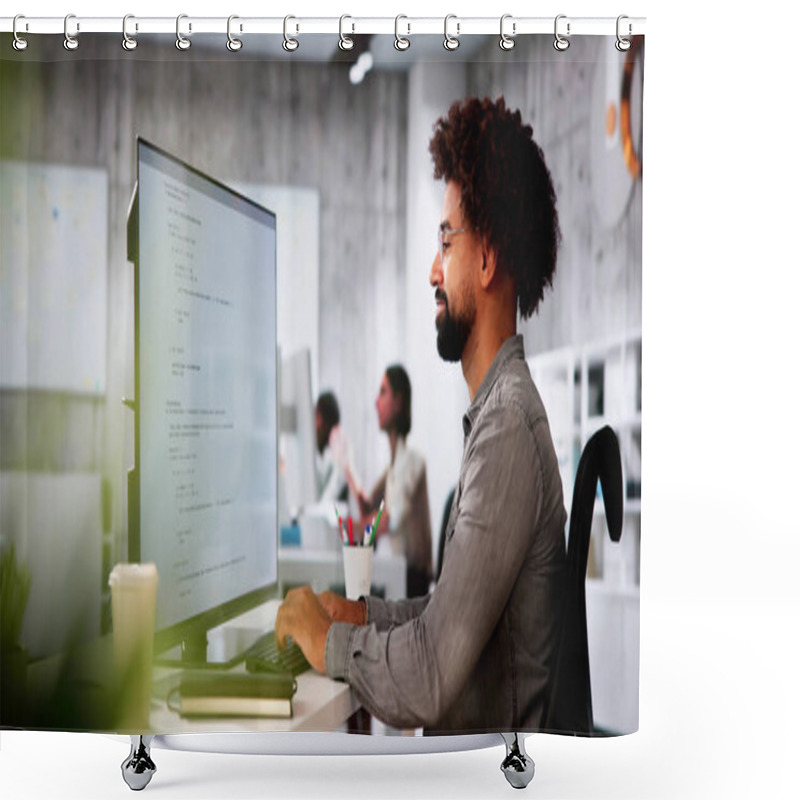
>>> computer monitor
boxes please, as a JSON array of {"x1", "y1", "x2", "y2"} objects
[
  {"x1": 278, "y1": 347, "x2": 318, "y2": 520},
  {"x1": 128, "y1": 138, "x2": 279, "y2": 667}
]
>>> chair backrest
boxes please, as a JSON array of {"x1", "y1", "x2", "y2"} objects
[{"x1": 545, "y1": 425, "x2": 623, "y2": 734}]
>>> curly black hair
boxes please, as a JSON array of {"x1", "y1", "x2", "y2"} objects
[{"x1": 429, "y1": 97, "x2": 560, "y2": 319}]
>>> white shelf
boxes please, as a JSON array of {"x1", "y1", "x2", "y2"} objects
[
  {"x1": 529, "y1": 330, "x2": 642, "y2": 596},
  {"x1": 593, "y1": 499, "x2": 641, "y2": 516},
  {"x1": 585, "y1": 413, "x2": 642, "y2": 432},
  {"x1": 586, "y1": 577, "x2": 639, "y2": 601}
]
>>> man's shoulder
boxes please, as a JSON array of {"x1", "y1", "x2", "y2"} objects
[{"x1": 481, "y1": 357, "x2": 546, "y2": 434}]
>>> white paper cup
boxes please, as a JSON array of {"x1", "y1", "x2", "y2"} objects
[
  {"x1": 108, "y1": 563, "x2": 158, "y2": 730},
  {"x1": 342, "y1": 546, "x2": 373, "y2": 601}
]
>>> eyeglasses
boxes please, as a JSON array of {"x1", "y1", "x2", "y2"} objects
[{"x1": 437, "y1": 226, "x2": 471, "y2": 265}]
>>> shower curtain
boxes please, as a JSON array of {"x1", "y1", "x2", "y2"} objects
[{"x1": 1, "y1": 21, "x2": 643, "y2": 743}]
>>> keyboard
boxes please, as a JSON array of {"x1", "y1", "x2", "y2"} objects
[{"x1": 244, "y1": 630, "x2": 311, "y2": 677}]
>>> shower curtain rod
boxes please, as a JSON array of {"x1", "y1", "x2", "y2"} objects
[{"x1": 1, "y1": 15, "x2": 645, "y2": 39}]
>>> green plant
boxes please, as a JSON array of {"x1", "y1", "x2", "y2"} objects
[{"x1": 0, "y1": 543, "x2": 32, "y2": 650}]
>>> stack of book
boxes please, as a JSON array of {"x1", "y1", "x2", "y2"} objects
[{"x1": 169, "y1": 671, "x2": 297, "y2": 719}]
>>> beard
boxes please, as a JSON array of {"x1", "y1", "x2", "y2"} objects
[{"x1": 435, "y1": 287, "x2": 475, "y2": 363}]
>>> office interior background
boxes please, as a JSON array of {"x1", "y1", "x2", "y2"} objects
[{"x1": 1, "y1": 31, "x2": 641, "y2": 733}]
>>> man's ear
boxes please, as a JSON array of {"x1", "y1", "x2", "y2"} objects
[{"x1": 479, "y1": 241, "x2": 498, "y2": 290}]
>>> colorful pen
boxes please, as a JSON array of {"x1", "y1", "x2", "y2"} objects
[
  {"x1": 334, "y1": 503, "x2": 346, "y2": 544},
  {"x1": 369, "y1": 499, "x2": 384, "y2": 547}
]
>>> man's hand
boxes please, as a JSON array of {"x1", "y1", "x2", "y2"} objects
[
  {"x1": 274, "y1": 587, "x2": 332, "y2": 674},
  {"x1": 318, "y1": 591, "x2": 367, "y2": 626}
]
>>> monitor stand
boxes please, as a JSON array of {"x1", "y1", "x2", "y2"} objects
[{"x1": 155, "y1": 624, "x2": 267, "y2": 671}]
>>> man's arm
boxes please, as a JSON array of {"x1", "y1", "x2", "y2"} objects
[
  {"x1": 325, "y1": 406, "x2": 545, "y2": 729},
  {"x1": 319, "y1": 588, "x2": 431, "y2": 631},
  {"x1": 275, "y1": 588, "x2": 431, "y2": 676}
]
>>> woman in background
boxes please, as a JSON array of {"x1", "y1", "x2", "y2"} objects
[
  {"x1": 352, "y1": 365, "x2": 433, "y2": 598},
  {"x1": 315, "y1": 390, "x2": 350, "y2": 505}
]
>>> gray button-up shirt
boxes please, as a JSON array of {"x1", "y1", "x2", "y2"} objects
[{"x1": 325, "y1": 335, "x2": 567, "y2": 734}]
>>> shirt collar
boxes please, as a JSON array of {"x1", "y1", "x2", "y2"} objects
[{"x1": 462, "y1": 335, "x2": 525, "y2": 438}]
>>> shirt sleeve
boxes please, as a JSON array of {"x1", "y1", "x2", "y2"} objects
[
  {"x1": 364, "y1": 593, "x2": 431, "y2": 630},
  {"x1": 324, "y1": 403, "x2": 546, "y2": 730}
]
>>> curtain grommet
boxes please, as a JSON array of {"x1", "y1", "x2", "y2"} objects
[
  {"x1": 339, "y1": 14, "x2": 355, "y2": 51},
  {"x1": 122, "y1": 14, "x2": 138, "y2": 51},
  {"x1": 616, "y1": 15, "x2": 632, "y2": 52},
  {"x1": 12, "y1": 15, "x2": 28, "y2": 51},
  {"x1": 176, "y1": 14, "x2": 191, "y2": 51},
  {"x1": 63, "y1": 13, "x2": 79, "y2": 51},
  {"x1": 283, "y1": 15, "x2": 299, "y2": 52},
  {"x1": 227, "y1": 15, "x2": 243, "y2": 52},
  {"x1": 554, "y1": 14, "x2": 570, "y2": 51},
  {"x1": 499, "y1": 14, "x2": 516, "y2": 51},
  {"x1": 394, "y1": 15, "x2": 410, "y2": 51},
  {"x1": 444, "y1": 14, "x2": 460, "y2": 51}
]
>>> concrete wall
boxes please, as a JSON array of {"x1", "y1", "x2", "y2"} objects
[
  {"x1": 466, "y1": 36, "x2": 643, "y2": 354},
  {"x1": 0, "y1": 37, "x2": 408, "y2": 604}
]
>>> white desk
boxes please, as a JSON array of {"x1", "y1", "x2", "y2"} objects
[
  {"x1": 148, "y1": 600, "x2": 359, "y2": 733},
  {"x1": 149, "y1": 668, "x2": 358, "y2": 733},
  {"x1": 23, "y1": 599, "x2": 359, "y2": 735}
]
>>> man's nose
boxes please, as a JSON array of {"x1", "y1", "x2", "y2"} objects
[{"x1": 430, "y1": 251, "x2": 443, "y2": 287}]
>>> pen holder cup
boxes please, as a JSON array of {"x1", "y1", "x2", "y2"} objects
[{"x1": 342, "y1": 546, "x2": 373, "y2": 601}]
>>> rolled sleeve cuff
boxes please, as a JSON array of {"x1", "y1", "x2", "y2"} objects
[
  {"x1": 363, "y1": 595, "x2": 390, "y2": 629},
  {"x1": 324, "y1": 622, "x2": 357, "y2": 681}
]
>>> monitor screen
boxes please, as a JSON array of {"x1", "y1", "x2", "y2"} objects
[{"x1": 132, "y1": 139, "x2": 278, "y2": 662}]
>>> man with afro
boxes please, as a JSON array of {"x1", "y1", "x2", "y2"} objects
[{"x1": 278, "y1": 97, "x2": 567, "y2": 735}]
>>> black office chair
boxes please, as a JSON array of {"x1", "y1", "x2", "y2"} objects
[{"x1": 546, "y1": 425, "x2": 623, "y2": 735}]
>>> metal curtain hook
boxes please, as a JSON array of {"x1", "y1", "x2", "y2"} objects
[
  {"x1": 283, "y1": 15, "x2": 299, "y2": 51},
  {"x1": 63, "y1": 13, "x2": 79, "y2": 51},
  {"x1": 616, "y1": 15, "x2": 632, "y2": 52},
  {"x1": 554, "y1": 14, "x2": 570, "y2": 51},
  {"x1": 227, "y1": 15, "x2": 243, "y2": 51},
  {"x1": 339, "y1": 15, "x2": 354, "y2": 51},
  {"x1": 122, "y1": 14, "x2": 138, "y2": 51},
  {"x1": 499, "y1": 14, "x2": 515, "y2": 51},
  {"x1": 12, "y1": 15, "x2": 28, "y2": 51},
  {"x1": 444, "y1": 14, "x2": 460, "y2": 51},
  {"x1": 176, "y1": 14, "x2": 191, "y2": 50},
  {"x1": 394, "y1": 15, "x2": 410, "y2": 51}
]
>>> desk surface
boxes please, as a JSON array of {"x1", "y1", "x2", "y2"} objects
[
  {"x1": 149, "y1": 669, "x2": 358, "y2": 734},
  {"x1": 148, "y1": 599, "x2": 359, "y2": 733},
  {"x1": 23, "y1": 599, "x2": 359, "y2": 734}
]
